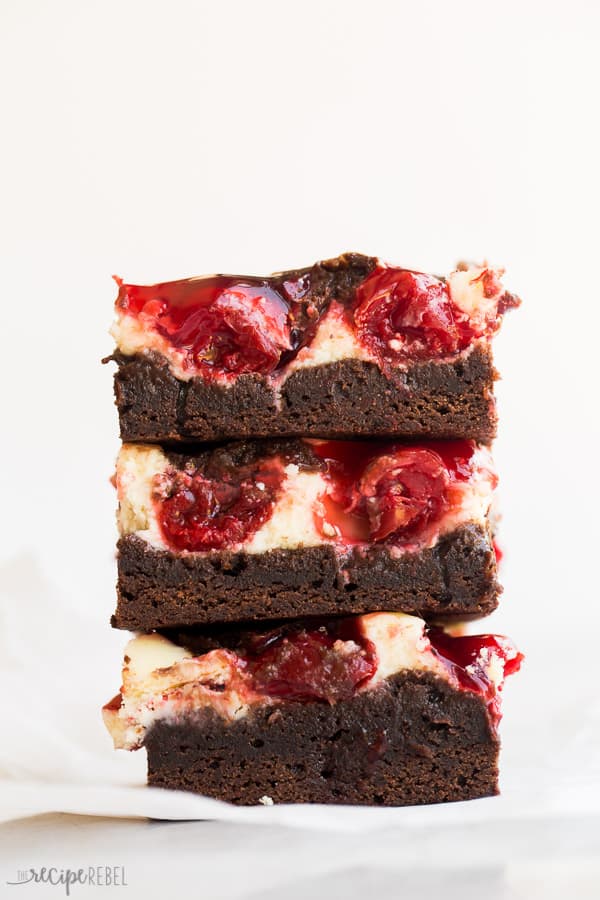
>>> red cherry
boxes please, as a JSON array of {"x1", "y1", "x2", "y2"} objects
[
  {"x1": 315, "y1": 443, "x2": 451, "y2": 544},
  {"x1": 428, "y1": 628, "x2": 524, "y2": 724},
  {"x1": 162, "y1": 287, "x2": 292, "y2": 375},
  {"x1": 358, "y1": 448, "x2": 449, "y2": 540},
  {"x1": 248, "y1": 628, "x2": 376, "y2": 703},
  {"x1": 117, "y1": 277, "x2": 293, "y2": 376},
  {"x1": 157, "y1": 460, "x2": 284, "y2": 551},
  {"x1": 354, "y1": 267, "x2": 464, "y2": 364}
]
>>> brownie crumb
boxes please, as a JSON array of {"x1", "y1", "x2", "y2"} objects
[
  {"x1": 113, "y1": 523, "x2": 500, "y2": 630},
  {"x1": 145, "y1": 671, "x2": 499, "y2": 805}
]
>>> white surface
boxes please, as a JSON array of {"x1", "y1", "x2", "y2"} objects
[
  {"x1": 1, "y1": 812, "x2": 598, "y2": 900},
  {"x1": 1, "y1": 0, "x2": 600, "y2": 895}
]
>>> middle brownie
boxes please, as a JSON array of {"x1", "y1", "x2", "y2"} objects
[{"x1": 113, "y1": 438, "x2": 500, "y2": 630}]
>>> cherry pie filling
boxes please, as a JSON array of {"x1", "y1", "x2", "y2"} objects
[
  {"x1": 115, "y1": 263, "x2": 518, "y2": 379},
  {"x1": 353, "y1": 265, "x2": 518, "y2": 369},
  {"x1": 242, "y1": 619, "x2": 523, "y2": 722},
  {"x1": 428, "y1": 628, "x2": 523, "y2": 723},
  {"x1": 157, "y1": 457, "x2": 286, "y2": 552},
  {"x1": 151, "y1": 439, "x2": 487, "y2": 553},
  {"x1": 105, "y1": 620, "x2": 522, "y2": 729},
  {"x1": 240, "y1": 619, "x2": 378, "y2": 704},
  {"x1": 311, "y1": 439, "x2": 483, "y2": 546},
  {"x1": 154, "y1": 439, "x2": 488, "y2": 552},
  {"x1": 115, "y1": 272, "x2": 313, "y2": 378},
  {"x1": 222, "y1": 620, "x2": 522, "y2": 721}
]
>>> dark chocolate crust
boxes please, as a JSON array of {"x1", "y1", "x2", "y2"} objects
[
  {"x1": 112, "y1": 344, "x2": 497, "y2": 444},
  {"x1": 145, "y1": 671, "x2": 499, "y2": 805},
  {"x1": 113, "y1": 522, "x2": 500, "y2": 630}
]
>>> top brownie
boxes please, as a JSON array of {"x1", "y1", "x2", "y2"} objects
[{"x1": 107, "y1": 253, "x2": 519, "y2": 444}]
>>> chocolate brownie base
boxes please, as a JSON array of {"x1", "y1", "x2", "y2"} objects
[
  {"x1": 111, "y1": 344, "x2": 497, "y2": 444},
  {"x1": 113, "y1": 522, "x2": 500, "y2": 630},
  {"x1": 145, "y1": 671, "x2": 499, "y2": 805}
]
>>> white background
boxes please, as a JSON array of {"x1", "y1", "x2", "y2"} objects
[{"x1": 1, "y1": 1, "x2": 600, "y2": 897}]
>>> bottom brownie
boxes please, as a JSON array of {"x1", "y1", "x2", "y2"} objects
[
  {"x1": 145, "y1": 672, "x2": 499, "y2": 806},
  {"x1": 114, "y1": 523, "x2": 499, "y2": 630}
]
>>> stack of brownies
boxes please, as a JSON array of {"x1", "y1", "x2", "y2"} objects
[{"x1": 103, "y1": 253, "x2": 522, "y2": 806}]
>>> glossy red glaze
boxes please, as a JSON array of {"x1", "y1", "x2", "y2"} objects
[
  {"x1": 157, "y1": 459, "x2": 284, "y2": 552},
  {"x1": 428, "y1": 627, "x2": 523, "y2": 723},
  {"x1": 238, "y1": 619, "x2": 521, "y2": 714},
  {"x1": 115, "y1": 274, "x2": 310, "y2": 376},
  {"x1": 115, "y1": 262, "x2": 519, "y2": 380},
  {"x1": 359, "y1": 449, "x2": 450, "y2": 540},
  {"x1": 353, "y1": 265, "x2": 519, "y2": 368},
  {"x1": 153, "y1": 439, "x2": 484, "y2": 553},
  {"x1": 354, "y1": 267, "x2": 463, "y2": 364},
  {"x1": 244, "y1": 621, "x2": 377, "y2": 703},
  {"x1": 310, "y1": 439, "x2": 477, "y2": 545},
  {"x1": 310, "y1": 439, "x2": 477, "y2": 481}
]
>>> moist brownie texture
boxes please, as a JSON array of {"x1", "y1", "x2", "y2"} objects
[
  {"x1": 113, "y1": 522, "x2": 500, "y2": 630},
  {"x1": 145, "y1": 672, "x2": 499, "y2": 805},
  {"x1": 112, "y1": 344, "x2": 498, "y2": 444}
]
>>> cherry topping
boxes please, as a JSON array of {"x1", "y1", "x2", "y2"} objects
[
  {"x1": 354, "y1": 265, "x2": 519, "y2": 367},
  {"x1": 311, "y1": 439, "x2": 476, "y2": 545},
  {"x1": 223, "y1": 618, "x2": 519, "y2": 713},
  {"x1": 166, "y1": 287, "x2": 292, "y2": 375},
  {"x1": 428, "y1": 627, "x2": 523, "y2": 723},
  {"x1": 244, "y1": 622, "x2": 377, "y2": 703},
  {"x1": 358, "y1": 449, "x2": 449, "y2": 541},
  {"x1": 354, "y1": 267, "x2": 464, "y2": 365},
  {"x1": 157, "y1": 459, "x2": 284, "y2": 552},
  {"x1": 115, "y1": 260, "x2": 519, "y2": 381},
  {"x1": 116, "y1": 276, "x2": 295, "y2": 376}
]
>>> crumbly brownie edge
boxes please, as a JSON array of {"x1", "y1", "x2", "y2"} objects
[
  {"x1": 145, "y1": 670, "x2": 499, "y2": 805},
  {"x1": 113, "y1": 522, "x2": 500, "y2": 630},
  {"x1": 112, "y1": 345, "x2": 498, "y2": 444}
]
